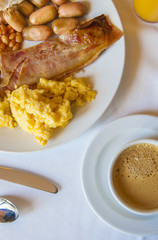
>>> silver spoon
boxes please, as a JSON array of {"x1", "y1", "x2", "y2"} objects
[{"x1": 0, "y1": 198, "x2": 19, "y2": 223}]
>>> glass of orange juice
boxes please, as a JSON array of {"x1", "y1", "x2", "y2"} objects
[{"x1": 133, "y1": 0, "x2": 158, "y2": 22}]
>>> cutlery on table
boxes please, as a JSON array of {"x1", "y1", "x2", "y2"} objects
[
  {"x1": 0, "y1": 166, "x2": 58, "y2": 193},
  {"x1": 0, "y1": 166, "x2": 58, "y2": 223},
  {"x1": 0, "y1": 198, "x2": 19, "y2": 223}
]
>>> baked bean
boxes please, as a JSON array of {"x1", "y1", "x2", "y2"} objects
[
  {"x1": 7, "y1": 25, "x2": 15, "y2": 34},
  {"x1": 58, "y1": 2, "x2": 86, "y2": 18},
  {"x1": 12, "y1": 43, "x2": 21, "y2": 51},
  {"x1": 15, "y1": 33, "x2": 23, "y2": 43},
  {"x1": 9, "y1": 41, "x2": 15, "y2": 48},
  {"x1": 0, "y1": 23, "x2": 7, "y2": 34},
  {"x1": 9, "y1": 28, "x2": 15, "y2": 34},
  {"x1": 9, "y1": 33, "x2": 16, "y2": 40},
  {"x1": 0, "y1": 43, "x2": 6, "y2": 52},
  {"x1": 5, "y1": 46, "x2": 12, "y2": 52},
  {"x1": 1, "y1": 35, "x2": 9, "y2": 45},
  {"x1": 29, "y1": 5, "x2": 57, "y2": 25},
  {"x1": 0, "y1": 23, "x2": 23, "y2": 52},
  {"x1": 7, "y1": 25, "x2": 13, "y2": 30}
]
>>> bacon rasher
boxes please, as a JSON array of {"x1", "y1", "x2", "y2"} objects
[{"x1": 0, "y1": 15, "x2": 123, "y2": 90}]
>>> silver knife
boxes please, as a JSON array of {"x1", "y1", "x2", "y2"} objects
[{"x1": 0, "y1": 167, "x2": 58, "y2": 193}]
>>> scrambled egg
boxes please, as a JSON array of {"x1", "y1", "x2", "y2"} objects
[
  {"x1": 0, "y1": 91, "x2": 16, "y2": 128},
  {"x1": 0, "y1": 76, "x2": 96, "y2": 145}
]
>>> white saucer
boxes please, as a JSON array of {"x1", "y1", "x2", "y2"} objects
[{"x1": 81, "y1": 114, "x2": 158, "y2": 235}]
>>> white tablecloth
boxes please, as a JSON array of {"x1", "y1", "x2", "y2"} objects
[{"x1": 0, "y1": 0, "x2": 158, "y2": 239}]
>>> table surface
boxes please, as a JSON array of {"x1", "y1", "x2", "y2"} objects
[{"x1": 0, "y1": 0, "x2": 158, "y2": 239}]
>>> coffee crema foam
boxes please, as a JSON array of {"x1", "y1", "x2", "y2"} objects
[{"x1": 112, "y1": 143, "x2": 158, "y2": 210}]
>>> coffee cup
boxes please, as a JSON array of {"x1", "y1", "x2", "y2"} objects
[{"x1": 108, "y1": 139, "x2": 158, "y2": 216}]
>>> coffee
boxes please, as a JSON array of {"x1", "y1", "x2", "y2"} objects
[{"x1": 112, "y1": 143, "x2": 158, "y2": 211}]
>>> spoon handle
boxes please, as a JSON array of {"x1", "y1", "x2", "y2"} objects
[{"x1": 0, "y1": 167, "x2": 58, "y2": 193}]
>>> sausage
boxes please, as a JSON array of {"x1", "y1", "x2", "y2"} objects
[
  {"x1": 0, "y1": 11, "x2": 7, "y2": 24},
  {"x1": 3, "y1": 7, "x2": 27, "y2": 32},
  {"x1": 51, "y1": 0, "x2": 68, "y2": 6},
  {"x1": 17, "y1": 0, "x2": 35, "y2": 17},
  {"x1": 29, "y1": 5, "x2": 57, "y2": 25},
  {"x1": 58, "y1": 2, "x2": 86, "y2": 18},
  {"x1": 22, "y1": 25, "x2": 53, "y2": 41},
  {"x1": 28, "y1": 0, "x2": 49, "y2": 8},
  {"x1": 52, "y1": 18, "x2": 79, "y2": 35}
]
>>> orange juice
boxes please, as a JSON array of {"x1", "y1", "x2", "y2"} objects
[{"x1": 133, "y1": 0, "x2": 158, "y2": 22}]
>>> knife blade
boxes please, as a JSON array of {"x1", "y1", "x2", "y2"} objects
[{"x1": 0, "y1": 167, "x2": 58, "y2": 193}]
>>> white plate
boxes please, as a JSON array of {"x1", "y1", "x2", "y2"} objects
[
  {"x1": 0, "y1": 0, "x2": 125, "y2": 152},
  {"x1": 81, "y1": 114, "x2": 158, "y2": 236}
]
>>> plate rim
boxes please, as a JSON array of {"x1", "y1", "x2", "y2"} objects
[{"x1": 0, "y1": 0, "x2": 125, "y2": 153}]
